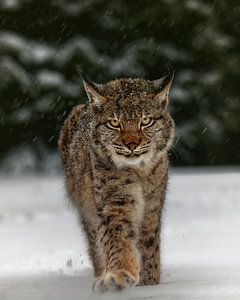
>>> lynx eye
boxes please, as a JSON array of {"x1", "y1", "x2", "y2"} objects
[
  {"x1": 141, "y1": 116, "x2": 153, "y2": 127},
  {"x1": 108, "y1": 119, "x2": 121, "y2": 128}
]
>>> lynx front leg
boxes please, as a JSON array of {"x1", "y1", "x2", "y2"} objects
[
  {"x1": 93, "y1": 214, "x2": 140, "y2": 292},
  {"x1": 138, "y1": 211, "x2": 161, "y2": 286},
  {"x1": 92, "y1": 167, "x2": 144, "y2": 292},
  {"x1": 83, "y1": 223, "x2": 104, "y2": 277}
]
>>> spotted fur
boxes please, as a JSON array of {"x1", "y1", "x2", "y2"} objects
[{"x1": 58, "y1": 74, "x2": 175, "y2": 291}]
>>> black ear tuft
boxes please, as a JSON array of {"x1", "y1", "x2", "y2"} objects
[
  {"x1": 76, "y1": 66, "x2": 93, "y2": 87},
  {"x1": 76, "y1": 65, "x2": 84, "y2": 79},
  {"x1": 153, "y1": 69, "x2": 174, "y2": 109},
  {"x1": 77, "y1": 66, "x2": 105, "y2": 96},
  {"x1": 152, "y1": 68, "x2": 175, "y2": 93},
  {"x1": 82, "y1": 75, "x2": 106, "y2": 108}
]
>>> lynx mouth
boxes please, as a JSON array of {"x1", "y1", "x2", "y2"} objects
[
  {"x1": 111, "y1": 149, "x2": 154, "y2": 167},
  {"x1": 115, "y1": 151, "x2": 148, "y2": 158}
]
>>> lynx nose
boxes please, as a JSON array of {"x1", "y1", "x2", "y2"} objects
[
  {"x1": 126, "y1": 142, "x2": 139, "y2": 151},
  {"x1": 123, "y1": 134, "x2": 141, "y2": 151},
  {"x1": 122, "y1": 129, "x2": 141, "y2": 151}
]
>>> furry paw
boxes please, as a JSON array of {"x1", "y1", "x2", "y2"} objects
[{"x1": 93, "y1": 269, "x2": 139, "y2": 292}]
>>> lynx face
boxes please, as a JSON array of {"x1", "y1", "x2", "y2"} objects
[{"x1": 84, "y1": 76, "x2": 174, "y2": 168}]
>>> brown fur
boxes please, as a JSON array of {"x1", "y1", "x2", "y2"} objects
[{"x1": 58, "y1": 75, "x2": 175, "y2": 292}]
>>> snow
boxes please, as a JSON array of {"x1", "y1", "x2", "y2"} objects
[{"x1": 0, "y1": 169, "x2": 240, "y2": 299}]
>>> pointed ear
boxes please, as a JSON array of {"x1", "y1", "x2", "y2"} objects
[
  {"x1": 82, "y1": 76, "x2": 106, "y2": 110},
  {"x1": 153, "y1": 72, "x2": 174, "y2": 109}
]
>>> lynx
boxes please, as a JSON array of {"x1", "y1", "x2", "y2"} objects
[{"x1": 58, "y1": 73, "x2": 175, "y2": 292}]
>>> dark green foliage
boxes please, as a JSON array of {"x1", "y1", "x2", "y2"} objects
[{"x1": 0, "y1": 0, "x2": 239, "y2": 167}]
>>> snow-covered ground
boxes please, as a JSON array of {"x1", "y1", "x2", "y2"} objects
[{"x1": 0, "y1": 169, "x2": 240, "y2": 299}]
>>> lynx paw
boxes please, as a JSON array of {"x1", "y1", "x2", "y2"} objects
[{"x1": 93, "y1": 269, "x2": 139, "y2": 292}]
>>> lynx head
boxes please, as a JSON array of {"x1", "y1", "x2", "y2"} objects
[{"x1": 83, "y1": 74, "x2": 175, "y2": 168}]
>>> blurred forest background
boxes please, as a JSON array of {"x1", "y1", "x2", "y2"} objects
[{"x1": 0, "y1": 0, "x2": 239, "y2": 173}]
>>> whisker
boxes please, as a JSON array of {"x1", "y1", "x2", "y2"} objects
[{"x1": 169, "y1": 145, "x2": 181, "y2": 162}]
